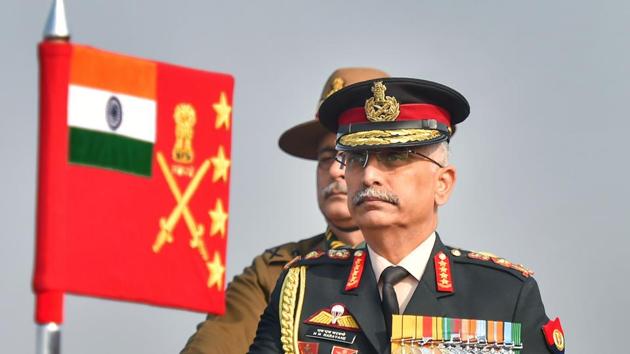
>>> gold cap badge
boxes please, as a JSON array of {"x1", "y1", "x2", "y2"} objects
[
  {"x1": 325, "y1": 77, "x2": 345, "y2": 98},
  {"x1": 364, "y1": 81, "x2": 400, "y2": 122}
]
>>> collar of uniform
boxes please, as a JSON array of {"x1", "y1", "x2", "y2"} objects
[
  {"x1": 325, "y1": 228, "x2": 366, "y2": 250},
  {"x1": 368, "y1": 232, "x2": 436, "y2": 283}
]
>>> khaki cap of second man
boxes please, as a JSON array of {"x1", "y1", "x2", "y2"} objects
[{"x1": 278, "y1": 67, "x2": 389, "y2": 160}]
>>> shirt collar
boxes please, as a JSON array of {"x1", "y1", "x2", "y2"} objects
[{"x1": 368, "y1": 232, "x2": 436, "y2": 283}]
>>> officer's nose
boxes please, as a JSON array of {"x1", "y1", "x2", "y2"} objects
[
  {"x1": 360, "y1": 154, "x2": 383, "y2": 188},
  {"x1": 328, "y1": 157, "x2": 345, "y2": 180}
]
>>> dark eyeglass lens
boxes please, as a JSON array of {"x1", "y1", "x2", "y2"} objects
[
  {"x1": 343, "y1": 151, "x2": 367, "y2": 167},
  {"x1": 378, "y1": 150, "x2": 410, "y2": 163}
]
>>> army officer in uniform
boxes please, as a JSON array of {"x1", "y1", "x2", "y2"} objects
[
  {"x1": 180, "y1": 68, "x2": 390, "y2": 354},
  {"x1": 249, "y1": 78, "x2": 564, "y2": 354}
]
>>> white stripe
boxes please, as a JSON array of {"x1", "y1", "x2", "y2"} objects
[{"x1": 68, "y1": 85, "x2": 156, "y2": 143}]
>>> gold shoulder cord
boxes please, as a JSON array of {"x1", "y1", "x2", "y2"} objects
[
  {"x1": 293, "y1": 266, "x2": 307, "y2": 349},
  {"x1": 279, "y1": 266, "x2": 307, "y2": 354}
]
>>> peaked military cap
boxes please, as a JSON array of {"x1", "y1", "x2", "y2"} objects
[
  {"x1": 317, "y1": 77, "x2": 470, "y2": 151},
  {"x1": 278, "y1": 67, "x2": 389, "y2": 159}
]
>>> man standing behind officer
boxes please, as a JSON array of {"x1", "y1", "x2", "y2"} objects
[
  {"x1": 249, "y1": 77, "x2": 564, "y2": 353},
  {"x1": 180, "y1": 68, "x2": 389, "y2": 354}
]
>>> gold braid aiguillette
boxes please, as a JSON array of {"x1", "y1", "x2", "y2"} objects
[{"x1": 279, "y1": 266, "x2": 305, "y2": 354}]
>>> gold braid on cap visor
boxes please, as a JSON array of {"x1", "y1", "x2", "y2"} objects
[{"x1": 338, "y1": 129, "x2": 443, "y2": 147}]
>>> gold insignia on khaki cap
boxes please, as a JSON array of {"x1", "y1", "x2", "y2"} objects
[
  {"x1": 278, "y1": 68, "x2": 389, "y2": 160},
  {"x1": 325, "y1": 77, "x2": 345, "y2": 99}
]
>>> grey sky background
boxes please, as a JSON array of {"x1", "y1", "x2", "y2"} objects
[{"x1": 1, "y1": 0, "x2": 629, "y2": 353}]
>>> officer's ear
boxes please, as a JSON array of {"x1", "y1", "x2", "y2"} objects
[{"x1": 435, "y1": 165, "x2": 456, "y2": 206}]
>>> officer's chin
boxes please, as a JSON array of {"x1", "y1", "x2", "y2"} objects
[
  {"x1": 322, "y1": 199, "x2": 352, "y2": 222},
  {"x1": 352, "y1": 206, "x2": 396, "y2": 230},
  {"x1": 325, "y1": 192, "x2": 347, "y2": 202}
]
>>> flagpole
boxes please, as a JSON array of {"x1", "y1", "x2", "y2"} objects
[
  {"x1": 36, "y1": 324, "x2": 61, "y2": 354},
  {"x1": 36, "y1": 1, "x2": 69, "y2": 354}
]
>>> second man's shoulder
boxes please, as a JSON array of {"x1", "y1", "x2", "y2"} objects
[
  {"x1": 260, "y1": 233, "x2": 328, "y2": 265},
  {"x1": 283, "y1": 248, "x2": 360, "y2": 270}
]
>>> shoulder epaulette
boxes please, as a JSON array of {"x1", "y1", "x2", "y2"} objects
[
  {"x1": 446, "y1": 245, "x2": 534, "y2": 279},
  {"x1": 283, "y1": 255, "x2": 302, "y2": 270},
  {"x1": 283, "y1": 248, "x2": 355, "y2": 270},
  {"x1": 265, "y1": 233, "x2": 327, "y2": 263},
  {"x1": 264, "y1": 242, "x2": 299, "y2": 263}
]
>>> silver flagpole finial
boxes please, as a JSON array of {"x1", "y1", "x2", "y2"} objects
[{"x1": 43, "y1": 0, "x2": 70, "y2": 40}]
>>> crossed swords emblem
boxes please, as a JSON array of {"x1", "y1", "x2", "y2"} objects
[{"x1": 152, "y1": 151, "x2": 210, "y2": 261}]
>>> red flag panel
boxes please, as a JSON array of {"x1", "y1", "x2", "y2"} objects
[{"x1": 34, "y1": 42, "x2": 234, "y2": 322}]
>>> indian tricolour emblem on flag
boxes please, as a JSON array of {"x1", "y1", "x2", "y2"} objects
[{"x1": 67, "y1": 45, "x2": 157, "y2": 176}]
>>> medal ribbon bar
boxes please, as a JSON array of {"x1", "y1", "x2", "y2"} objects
[{"x1": 391, "y1": 315, "x2": 523, "y2": 353}]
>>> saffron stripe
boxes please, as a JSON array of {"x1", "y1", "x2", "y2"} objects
[
  {"x1": 496, "y1": 321, "x2": 504, "y2": 343},
  {"x1": 70, "y1": 45, "x2": 157, "y2": 99}
]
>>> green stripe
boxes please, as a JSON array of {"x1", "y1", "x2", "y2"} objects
[
  {"x1": 444, "y1": 317, "x2": 452, "y2": 339},
  {"x1": 69, "y1": 127, "x2": 153, "y2": 176},
  {"x1": 513, "y1": 322, "x2": 522, "y2": 353},
  {"x1": 513, "y1": 322, "x2": 521, "y2": 345}
]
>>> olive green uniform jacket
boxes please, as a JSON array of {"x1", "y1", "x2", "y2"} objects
[{"x1": 181, "y1": 233, "x2": 326, "y2": 354}]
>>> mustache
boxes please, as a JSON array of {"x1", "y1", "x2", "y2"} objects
[
  {"x1": 351, "y1": 187, "x2": 399, "y2": 206},
  {"x1": 321, "y1": 181, "x2": 348, "y2": 199}
]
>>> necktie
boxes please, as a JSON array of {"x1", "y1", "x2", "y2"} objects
[{"x1": 380, "y1": 265, "x2": 409, "y2": 337}]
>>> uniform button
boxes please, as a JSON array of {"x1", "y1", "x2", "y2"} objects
[{"x1": 451, "y1": 249, "x2": 462, "y2": 257}]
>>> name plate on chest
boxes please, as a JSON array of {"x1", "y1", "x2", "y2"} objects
[{"x1": 305, "y1": 326, "x2": 357, "y2": 345}]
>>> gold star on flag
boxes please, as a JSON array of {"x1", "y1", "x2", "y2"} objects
[
  {"x1": 213, "y1": 92, "x2": 232, "y2": 130},
  {"x1": 210, "y1": 145, "x2": 231, "y2": 183},
  {"x1": 206, "y1": 251, "x2": 225, "y2": 290},
  {"x1": 209, "y1": 199, "x2": 228, "y2": 237}
]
